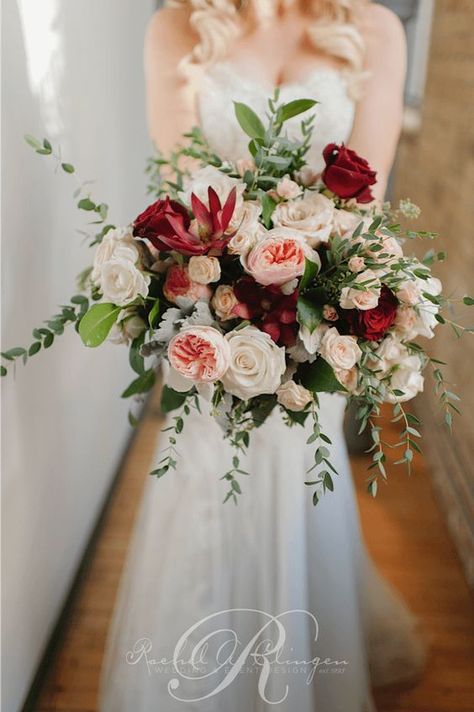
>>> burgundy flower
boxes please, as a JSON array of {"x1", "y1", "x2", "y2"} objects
[
  {"x1": 133, "y1": 197, "x2": 190, "y2": 251},
  {"x1": 133, "y1": 187, "x2": 237, "y2": 256},
  {"x1": 322, "y1": 143, "x2": 377, "y2": 204},
  {"x1": 233, "y1": 277, "x2": 298, "y2": 347},
  {"x1": 346, "y1": 285, "x2": 398, "y2": 341}
]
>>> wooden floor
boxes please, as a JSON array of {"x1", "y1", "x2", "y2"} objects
[{"x1": 34, "y1": 387, "x2": 474, "y2": 712}]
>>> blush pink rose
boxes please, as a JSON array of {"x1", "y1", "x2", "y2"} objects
[
  {"x1": 243, "y1": 228, "x2": 319, "y2": 287},
  {"x1": 168, "y1": 326, "x2": 231, "y2": 382},
  {"x1": 163, "y1": 264, "x2": 212, "y2": 304}
]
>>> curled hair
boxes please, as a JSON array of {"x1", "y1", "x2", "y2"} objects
[{"x1": 166, "y1": 0, "x2": 369, "y2": 95}]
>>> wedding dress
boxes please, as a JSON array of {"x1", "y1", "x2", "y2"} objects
[{"x1": 99, "y1": 64, "x2": 425, "y2": 712}]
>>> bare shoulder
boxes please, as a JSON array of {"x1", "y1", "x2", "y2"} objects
[
  {"x1": 358, "y1": 3, "x2": 406, "y2": 70},
  {"x1": 145, "y1": 6, "x2": 195, "y2": 57}
]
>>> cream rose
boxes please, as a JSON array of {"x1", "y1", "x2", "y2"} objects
[
  {"x1": 386, "y1": 361, "x2": 424, "y2": 403},
  {"x1": 91, "y1": 226, "x2": 140, "y2": 284},
  {"x1": 397, "y1": 280, "x2": 421, "y2": 306},
  {"x1": 299, "y1": 323, "x2": 329, "y2": 355},
  {"x1": 211, "y1": 285, "x2": 238, "y2": 321},
  {"x1": 339, "y1": 269, "x2": 381, "y2": 310},
  {"x1": 188, "y1": 256, "x2": 221, "y2": 285},
  {"x1": 221, "y1": 325, "x2": 286, "y2": 400},
  {"x1": 332, "y1": 210, "x2": 369, "y2": 240},
  {"x1": 168, "y1": 326, "x2": 231, "y2": 383},
  {"x1": 276, "y1": 175, "x2": 302, "y2": 200},
  {"x1": 277, "y1": 380, "x2": 313, "y2": 411},
  {"x1": 179, "y1": 165, "x2": 245, "y2": 211},
  {"x1": 272, "y1": 192, "x2": 334, "y2": 246},
  {"x1": 99, "y1": 258, "x2": 150, "y2": 307},
  {"x1": 319, "y1": 327, "x2": 362, "y2": 370},
  {"x1": 242, "y1": 227, "x2": 320, "y2": 286},
  {"x1": 334, "y1": 366, "x2": 358, "y2": 392},
  {"x1": 228, "y1": 202, "x2": 264, "y2": 256},
  {"x1": 348, "y1": 256, "x2": 365, "y2": 273}
]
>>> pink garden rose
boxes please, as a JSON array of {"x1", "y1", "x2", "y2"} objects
[
  {"x1": 168, "y1": 326, "x2": 231, "y2": 382},
  {"x1": 163, "y1": 264, "x2": 212, "y2": 304},
  {"x1": 242, "y1": 227, "x2": 319, "y2": 287}
]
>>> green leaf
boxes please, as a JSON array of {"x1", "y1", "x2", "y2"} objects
[
  {"x1": 300, "y1": 358, "x2": 347, "y2": 394},
  {"x1": 129, "y1": 334, "x2": 145, "y2": 375},
  {"x1": 463, "y1": 296, "x2": 474, "y2": 306},
  {"x1": 148, "y1": 299, "x2": 161, "y2": 329},
  {"x1": 0, "y1": 365, "x2": 7, "y2": 377},
  {"x1": 79, "y1": 303, "x2": 121, "y2": 347},
  {"x1": 276, "y1": 98, "x2": 317, "y2": 123},
  {"x1": 28, "y1": 342, "x2": 41, "y2": 357},
  {"x1": 1, "y1": 347, "x2": 27, "y2": 360},
  {"x1": 296, "y1": 295, "x2": 323, "y2": 333},
  {"x1": 121, "y1": 369, "x2": 156, "y2": 398},
  {"x1": 233, "y1": 101, "x2": 265, "y2": 139},
  {"x1": 259, "y1": 191, "x2": 277, "y2": 228},
  {"x1": 24, "y1": 134, "x2": 42, "y2": 150},
  {"x1": 299, "y1": 257, "x2": 320, "y2": 292},
  {"x1": 61, "y1": 163, "x2": 75, "y2": 174},
  {"x1": 160, "y1": 384, "x2": 188, "y2": 413},
  {"x1": 77, "y1": 198, "x2": 96, "y2": 211}
]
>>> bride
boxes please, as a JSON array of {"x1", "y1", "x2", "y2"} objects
[{"x1": 100, "y1": 1, "x2": 426, "y2": 710}]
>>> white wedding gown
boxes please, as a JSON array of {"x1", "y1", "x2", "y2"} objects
[{"x1": 99, "y1": 65, "x2": 424, "y2": 712}]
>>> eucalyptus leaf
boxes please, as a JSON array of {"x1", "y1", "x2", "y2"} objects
[
  {"x1": 276, "y1": 99, "x2": 317, "y2": 123},
  {"x1": 233, "y1": 102, "x2": 265, "y2": 139}
]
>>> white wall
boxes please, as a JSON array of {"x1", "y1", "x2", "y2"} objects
[{"x1": 1, "y1": 1, "x2": 155, "y2": 709}]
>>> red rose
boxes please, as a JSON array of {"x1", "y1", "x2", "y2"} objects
[
  {"x1": 322, "y1": 143, "x2": 377, "y2": 204},
  {"x1": 347, "y1": 286, "x2": 398, "y2": 341},
  {"x1": 133, "y1": 198, "x2": 190, "y2": 251}
]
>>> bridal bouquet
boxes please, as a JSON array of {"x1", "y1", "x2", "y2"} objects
[{"x1": 4, "y1": 92, "x2": 472, "y2": 503}]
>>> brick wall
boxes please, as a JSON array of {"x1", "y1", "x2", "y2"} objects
[{"x1": 392, "y1": 0, "x2": 474, "y2": 584}]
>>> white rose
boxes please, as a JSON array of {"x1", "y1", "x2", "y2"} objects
[
  {"x1": 276, "y1": 175, "x2": 302, "y2": 200},
  {"x1": 394, "y1": 306, "x2": 419, "y2": 339},
  {"x1": 332, "y1": 210, "x2": 369, "y2": 240},
  {"x1": 277, "y1": 380, "x2": 313, "y2": 411},
  {"x1": 319, "y1": 327, "x2": 362, "y2": 370},
  {"x1": 228, "y1": 202, "x2": 264, "y2": 256},
  {"x1": 211, "y1": 285, "x2": 238, "y2": 321},
  {"x1": 334, "y1": 366, "x2": 358, "y2": 392},
  {"x1": 416, "y1": 276, "x2": 442, "y2": 338},
  {"x1": 229, "y1": 200, "x2": 262, "y2": 232},
  {"x1": 374, "y1": 336, "x2": 408, "y2": 373},
  {"x1": 179, "y1": 165, "x2": 245, "y2": 211},
  {"x1": 100, "y1": 258, "x2": 150, "y2": 306},
  {"x1": 339, "y1": 269, "x2": 381, "y2": 310},
  {"x1": 222, "y1": 325, "x2": 286, "y2": 400},
  {"x1": 272, "y1": 192, "x2": 334, "y2": 246},
  {"x1": 397, "y1": 280, "x2": 421, "y2": 306},
  {"x1": 188, "y1": 256, "x2": 221, "y2": 285},
  {"x1": 386, "y1": 361, "x2": 424, "y2": 403},
  {"x1": 91, "y1": 226, "x2": 140, "y2": 284},
  {"x1": 299, "y1": 323, "x2": 329, "y2": 355}
]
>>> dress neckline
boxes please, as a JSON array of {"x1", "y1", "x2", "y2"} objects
[{"x1": 204, "y1": 61, "x2": 352, "y2": 101}]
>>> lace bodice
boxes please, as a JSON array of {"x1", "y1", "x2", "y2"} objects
[{"x1": 197, "y1": 62, "x2": 356, "y2": 172}]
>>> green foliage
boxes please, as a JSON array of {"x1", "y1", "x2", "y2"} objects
[
  {"x1": 300, "y1": 358, "x2": 346, "y2": 394},
  {"x1": 78, "y1": 303, "x2": 121, "y2": 347},
  {"x1": 160, "y1": 385, "x2": 189, "y2": 413},
  {"x1": 233, "y1": 102, "x2": 266, "y2": 139}
]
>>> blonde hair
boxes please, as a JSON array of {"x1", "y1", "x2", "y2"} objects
[{"x1": 166, "y1": 0, "x2": 369, "y2": 95}]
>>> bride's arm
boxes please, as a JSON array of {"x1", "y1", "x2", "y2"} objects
[
  {"x1": 144, "y1": 7, "x2": 199, "y2": 152},
  {"x1": 348, "y1": 4, "x2": 407, "y2": 201}
]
